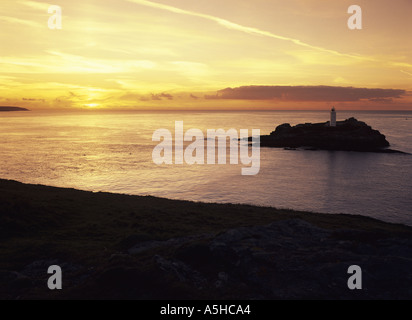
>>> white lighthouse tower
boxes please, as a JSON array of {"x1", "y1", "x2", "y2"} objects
[{"x1": 330, "y1": 107, "x2": 336, "y2": 127}]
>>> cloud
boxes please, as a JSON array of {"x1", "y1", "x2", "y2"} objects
[
  {"x1": 18, "y1": 0, "x2": 50, "y2": 11},
  {"x1": 151, "y1": 93, "x2": 173, "y2": 100},
  {"x1": 205, "y1": 86, "x2": 406, "y2": 102},
  {"x1": 401, "y1": 70, "x2": 412, "y2": 77},
  {"x1": 22, "y1": 98, "x2": 45, "y2": 102},
  {"x1": 368, "y1": 98, "x2": 394, "y2": 103},
  {"x1": 0, "y1": 16, "x2": 42, "y2": 28},
  {"x1": 126, "y1": 0, "x2": 412, "y2": 69},
  {"x1": 120, "y1": 93, "x2": 143, "y2": 101},
  {"x1": 120, "y1": 92, "x2": 173, "y2": 101},
  {"x1": 126, "y1": 0, "x2": 368, "y2": 61}
]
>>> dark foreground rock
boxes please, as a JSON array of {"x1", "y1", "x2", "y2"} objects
[
  {"x1": 258, "y1": 117, "x2": 405, "y2": 153},
  {"x1": 3, "y1": 219, "x2": 411, "y2": 299}
]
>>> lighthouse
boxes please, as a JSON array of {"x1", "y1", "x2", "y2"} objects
[{"x1": 330, "y1": 107, "x2": 336, "y2": 127}]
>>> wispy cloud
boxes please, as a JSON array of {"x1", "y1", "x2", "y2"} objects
[
  {"x1": 0, "y1": 51, "x2": 157, "y2": 74},
  {"x1": 0, "y1": 15, "x2": 42, "y2": 28},
  {"x1": 205, "y1": 86, "x2": 406, "y2": 102},
  {"x1": 127, "y1": 0, "x2": 366, "y2": 60},
  {"x1": 401, "y1": 70, "x2": 412, "y2": 77},
  {"x1": 127, "y1": 0, "x2": 412, "y2": 69},
  {"x1": 120, "y1": 92, "x2": 173, "y2": 101},
  {"x1": 18, "y1": 0, "x2": 50, "y2": 11}
]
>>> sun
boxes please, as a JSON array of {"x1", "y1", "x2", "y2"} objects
[{"x1": 84, "y1": 103, "x2": 99, "y2": 108}]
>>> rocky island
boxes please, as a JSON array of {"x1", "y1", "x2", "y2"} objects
[
  {"x1": 259, "y1": 117, "x2": 403, "y2": 153},
  {"x1": 0, "y1": 106, "x2": 29, "y2": 112}
]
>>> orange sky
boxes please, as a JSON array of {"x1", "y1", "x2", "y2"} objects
[{"x1": 1, "y1": 0, "x2": 411, "y2": 110}]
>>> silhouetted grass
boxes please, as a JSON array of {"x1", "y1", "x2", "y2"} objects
[{"x1": 1, "y1": 178, "x2": 411, "y2": 271}]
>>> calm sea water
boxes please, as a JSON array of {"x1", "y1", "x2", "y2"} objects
[{"x1": 1, "y1": 110, "x2": 411, "y2": 225}]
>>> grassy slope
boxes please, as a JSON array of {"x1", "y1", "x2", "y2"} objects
[{"x1": 1, "y1": 178, "x2": 411, "y2": 273}]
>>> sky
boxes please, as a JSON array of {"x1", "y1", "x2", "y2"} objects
[{"x1": 0, "y1": 0, "x2": 411, "y2": 110}]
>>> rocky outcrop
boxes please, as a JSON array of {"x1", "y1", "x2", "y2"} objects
[
  {"x1": 146, "y1": 219, "x2": 412, "y2": 299},
  {"x1": 259, "y1": 118, "x2": 401, "y2": 152},
  {"x1": 97, "y1": 219, "x2": 412, "y2": 299},
  {"x1": 2, "y1": 219, "x2": 412, "y2": 299}
]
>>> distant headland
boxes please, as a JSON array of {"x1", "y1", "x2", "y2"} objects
[
  {"x1": 0, "y1": 106, "x2": 29, "y2": 112},
  {"x1": 258, "y1": 108, "x2": 406, "y2": 153}
]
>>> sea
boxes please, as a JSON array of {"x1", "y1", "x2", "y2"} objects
[{"x1": 1, "y1": 110, "x2": 411, "y2": 226}]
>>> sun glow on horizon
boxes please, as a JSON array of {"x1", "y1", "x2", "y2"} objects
[{"x1": 84, "y1": 103, "x2": 100, "y2": 108}]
